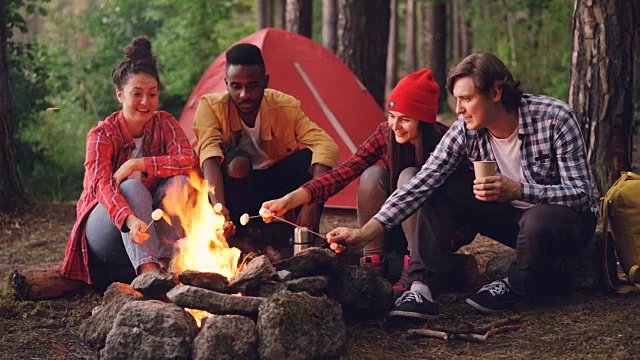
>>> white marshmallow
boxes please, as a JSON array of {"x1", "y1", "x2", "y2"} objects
[
  {"x1": 213, "y1": 203, "x2": 223, "y2": 214},
  {"x1": 151, "y1": 209, "x2": 164, "y2": 221},
  {"x1": 258, "y1": 207, "x2": 272, "y2": 217},
  {"x1": 240, "y1": 213, "x2": 250, "y2": 226}
]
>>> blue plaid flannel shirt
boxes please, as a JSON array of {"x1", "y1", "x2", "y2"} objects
[{"x1": 373, "y1": 94, "x2": 599, "y2": 230}]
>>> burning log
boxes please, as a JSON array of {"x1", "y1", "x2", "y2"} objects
[
  {"x1": 407, "y1": 315, "x2": 523, "y2": 342},
  {"x1": 10, "y1": 263, "x2": 87, "y2": 300}
]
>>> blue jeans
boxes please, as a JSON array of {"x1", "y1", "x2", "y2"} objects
[{"x1": 85, "y1": 176, "x2": 187, "y2": 286}]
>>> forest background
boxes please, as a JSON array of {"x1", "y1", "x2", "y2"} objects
[
  {"x1": 1, "y1": 2, "x2": 639, "y2": 358},
  {"x1": 7, "y1": 0, "x2": 627, "y2": 205}
]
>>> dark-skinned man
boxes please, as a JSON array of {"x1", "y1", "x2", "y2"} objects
[{"x1": 193, "y1": 43, "x2": 338, "y2": 243}]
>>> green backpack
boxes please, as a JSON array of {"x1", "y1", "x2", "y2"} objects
[{"x1": 601, "y1": 171, "x2": 640, "y2": 293}]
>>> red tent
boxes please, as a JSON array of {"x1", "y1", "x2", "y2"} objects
[{"x1": 179, "y1": 28, "x2": 386, "y2": 209}]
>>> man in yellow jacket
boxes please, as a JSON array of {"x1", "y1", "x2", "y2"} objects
[{"x1": 193, "y1": 43, "x2": 339, "y2": 239}]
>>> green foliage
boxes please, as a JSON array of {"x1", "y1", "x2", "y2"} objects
[
  {"x1": 145, "y1": 0, "x2": 250, "y2": 116},
  {"x1": 466, "y1": 0, "x2": 573, "y2": 101},
  {"x1": 11, "y1": 0, "x2": 254, "y2": 201}
]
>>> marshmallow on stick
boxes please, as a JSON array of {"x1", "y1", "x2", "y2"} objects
[
  {"x1": 256, "y1": 207, "x2": 326, "y2": 239},
  {"x1": 240, "y1": 213, "x2": 265, "y2": 226},
  {"x1": 258, "y1": 207, "x2": 272, "y2": 217},
  {"x1": 142, "y1": 209, "x2": 164, "y2": 233},
  {"x1": 213, "y1": 203, "x2": 223, "y2": 214}
]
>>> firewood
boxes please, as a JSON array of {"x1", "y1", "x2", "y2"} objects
[
  {"x1": 407, "y1": 325, "x2": 522, "y2": 343},
  {"x1": 432, "y1": 315, "x2": 523, "y2": 334},
  {"x1": 10, "y1": 263, "x2": 87, "y2": 300},
  {"x1": 406, "y1": 316, "x2": 523, "y2": 342}
]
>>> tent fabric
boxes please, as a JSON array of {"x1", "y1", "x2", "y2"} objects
[{"x1": 179, "y1": 28, "x2": 386, "y2": 209}]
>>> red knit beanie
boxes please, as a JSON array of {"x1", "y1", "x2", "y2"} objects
[{"x1": 386, "y1": 68, "x2": 439, "y2": 123}]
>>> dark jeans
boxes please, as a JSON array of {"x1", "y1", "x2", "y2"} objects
[
  {"x1": 222, "y1": 148, "x2": 314, "y2": 224},
  {"x1": 407, "y1": 167, "x2": 597, "y2": 296}
]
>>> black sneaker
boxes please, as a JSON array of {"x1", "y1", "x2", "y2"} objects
[
  {"x1": 466, "y1": 279, "x2": 524, "y2": 314},
  {"x1": 388, "y1": 290, "x2": 439, "y2": 320}
]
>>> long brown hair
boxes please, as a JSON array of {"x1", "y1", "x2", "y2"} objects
[{"x1": 388, "y1": 121, "x2": 444, "y2": 192}]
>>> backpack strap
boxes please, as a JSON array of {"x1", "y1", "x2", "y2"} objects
[{"x1": 601, "y1": 172, "x2": 640, "y2": 293}]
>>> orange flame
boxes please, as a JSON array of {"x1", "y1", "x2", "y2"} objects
[{"x1": 161, "y1": 171, "x2": 242, "y2": 325}]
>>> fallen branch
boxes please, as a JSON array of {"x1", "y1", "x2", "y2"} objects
[
  {"x1": 407, "y1": 316, "x2": 523, "y2": 342},
  {"x1": 432, "y1": 315, "x2": 522, "y2": 334},
  {"x1": 408, "y1": 325, "x2": 522, "y2": 342}
]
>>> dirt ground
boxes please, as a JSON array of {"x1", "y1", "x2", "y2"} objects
[{"x1": 1, "y1": 202, "x2": 639, "y2": 360}]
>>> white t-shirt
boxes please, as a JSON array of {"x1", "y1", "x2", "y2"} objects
[
  {"x1": 127, "y1": 136, "x2": 145, "y2": 181},
  {"x1": 488, "y1": 126, "x2": 533, "y2": 209},
  {"x1": 238, "y1": 114, "x2": 275, "y2": 170}
]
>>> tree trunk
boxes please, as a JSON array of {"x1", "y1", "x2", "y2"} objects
[
  {"x1": 337, "y1": 0, "x2": 390, "y2": 107},
  {"x1": 322, "y1": 0, "x2": 338, "y2": 52},
  {"x1": 569, "y1": 0, "x2": 635, "y2": 194},
  {"x1": 278, "y1": 0, "x2": 287, "y2": 29},
  {"x1": 422, "y1": 0, "x2": 448, "y2": 113},
  {"x1": 256, "y1": 0, "x2": 273, "y2": 29},
  {"x1": 451, "y1": 0, "x2": 460, "y2": 62},
  {"x1": 634, "y1": 0, "x2": 640, "y2": 172},
  {"x1": 385, "y1": 0, "x2": 398, "y2": 98},
  {"x1": 457, "y1": 0, "x2": 472, "y2": 58},
  {"x1": 420, "y1": 1, "x2": 431, "y2": 69},
  {"x1": 405, "y1": 0, "x2": 416, "y2": 72},
  {"x1": 0, "y1": 0, "x2": 28, "y2": 213},
  {"x1": 285, "y1": 0, "x2": 313, "y2": 38}
]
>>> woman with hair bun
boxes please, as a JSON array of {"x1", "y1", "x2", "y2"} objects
[{"x1": 60, "y1": 36, "x2": 198, "y2": 290}]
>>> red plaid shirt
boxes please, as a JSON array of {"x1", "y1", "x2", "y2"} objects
[
  {"x1": 302, "y1": 121, "x2": 449, "y2": 202},
  {"x1": 61, "y1": 111, "x2": 198, "y2": 283}
]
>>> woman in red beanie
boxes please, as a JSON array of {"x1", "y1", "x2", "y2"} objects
[{"x1": 262, "y1": 69, "x2": 474, "y2": 301}]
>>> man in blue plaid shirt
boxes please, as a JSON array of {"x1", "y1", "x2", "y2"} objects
[{"x1": 326, "y1": 52, "x2": 599, "y2": 319}]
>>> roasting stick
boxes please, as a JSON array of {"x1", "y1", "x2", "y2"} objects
[
  {"x1": 142, "y1": 209, "x2": 164, "y2": 233},
  {"x1": 239, "y1": 214, "x2": 262, "y2": 225},
  {"x1": 253, "y1": 208, "x2": 327, "y2": 240}
]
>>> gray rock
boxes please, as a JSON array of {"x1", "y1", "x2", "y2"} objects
[
  {"x1": 245, "y1": 281, "x2": 288, "y2": 298},
  {"x1": 177, "y1": 270, "x2": 229, "y2": 293},
  {"x1": 80, "y1": 292, "x2": 138, "y2": 351},
  {"x1": 273, "y1": 247, "x2": 338, "y2": 278},
  {"x1": 167, "y1": 285, "x2": 264, "y2": 317},
  {"x1": 246, "y1": 276, "x2": 330, "y2": 297},
  {"x1": 329, "y1": 264, "x2": 394, "y2": 317},
  {"x1": 100, "y1": 300, "x2": 198, "y2": 360},
  {"x1": 258, "y1": 291, "x2": 345, "y2": 360},
  {"x1": 102, "y1": 282, "x2": 142, "y2": 304},
  {"x1": 286, "y1": 276, "x2": 329, "y2": 296},
  {"x1": 130, "y1": 269, "x2": 178, "y2": 299},
  {"x1": 275, "y1": 270, "x2": 292, "y2": 281},
  {"x1": 228, "y1": 255, "x2": 277, "y2": 292},
  {"x1": 192, "y1": 315, "x2": 258, "y2": 360}
]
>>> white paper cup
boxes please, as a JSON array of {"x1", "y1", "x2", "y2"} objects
[{"x1": 473, "y1": 161, "x2": 497, "y2": 179}]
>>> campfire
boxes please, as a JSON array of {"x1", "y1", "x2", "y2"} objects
[
  {"x1": 162, "y1": 171, "x2": 241, "y2": 278},
  {"x1": 79, "y1": 171, "x2": 395, "y2": 359},
  {"x1": 160, "y1": 171, "x2": 242, "y2": 325}
]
